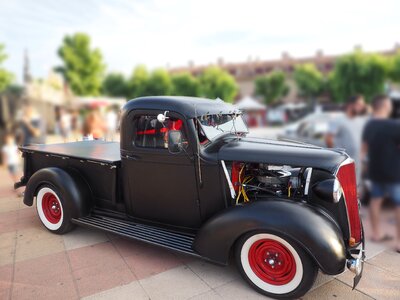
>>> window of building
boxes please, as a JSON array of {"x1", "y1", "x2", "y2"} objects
[{"x1": 132, "y1": 115, "x2": 187, "y2": 149}]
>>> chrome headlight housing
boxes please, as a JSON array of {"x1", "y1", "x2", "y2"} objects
[
  {"x1": 332, "y1": 178, "x2": 343, "y2": 203},
  {"x1": 313, "y1": 178, "x2": 342, "y2": 203}
]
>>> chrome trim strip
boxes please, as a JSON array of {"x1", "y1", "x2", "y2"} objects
[
  {"x1": 221, "y1": 160, "x2": 236, "y2": 199},
  {"x1": 304, "y1": 167, "x2": 313, "y2": 195}
]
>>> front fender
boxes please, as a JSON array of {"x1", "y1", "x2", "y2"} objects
[{"x1": 193, "y1": 200, "x2": 346, "y2": 275}]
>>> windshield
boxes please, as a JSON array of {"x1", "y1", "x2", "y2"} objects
[{"x1": 197, "y1": 114, "x2": 248, "y2": 141}]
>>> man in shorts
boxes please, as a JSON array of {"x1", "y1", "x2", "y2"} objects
[{"x1": 362, "y1": 95, "x2": 400, "y2": 252}]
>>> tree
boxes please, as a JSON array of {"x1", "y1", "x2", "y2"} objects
[
  {"x1": 171, "y1": 72, "x2": 201, "y2": 96},
  {"x1": 388, "y1": 50, "x2": 400, "y2": 83},
  {"x1": 146, "y1": 68, "x2": 173, "y2": 96},
  {"x1": 127, "y1": 65, "x2": 150, "y2": 98},
  {"x1": 293, "y1": 63, "x2": 324, "y2": 101},
  {"x1": 57, "y1": 33, "x2": 105, "y2": 96},
  {"x1": 255, "y1": 71, "x2": 289, "y2": 104},
  {"x1": 199, "y1": 66, "x2": 238, "y2": 103},
  {"x1": 0, "y1": 44, "x2": 13, "y2": 93},
  {"x1": 102, "y1": 73, "x2": 127, "y2": 97},
  {"x1": 328, "y1": 50, "x2": 388, "y2": 102}
]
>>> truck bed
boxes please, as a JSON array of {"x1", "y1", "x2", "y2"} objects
[{"x1": 20, "y1": 141, "x2": 121, "y2": 165}]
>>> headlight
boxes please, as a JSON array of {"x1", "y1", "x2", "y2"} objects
[{"x1": 312, "y1": 178, "x2": 342, "y2": 203}]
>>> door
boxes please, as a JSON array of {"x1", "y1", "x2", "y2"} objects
[{"x1": 121, "y1": 110, "x2": 201, "y2": 228}]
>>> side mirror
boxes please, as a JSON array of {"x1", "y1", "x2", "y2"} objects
[
  {"x1": 157, "y1": 111, "x2": 169, "y2": 123},
  {"x1": 168, "y1": 130, "x2": 183, "y2": 153}
]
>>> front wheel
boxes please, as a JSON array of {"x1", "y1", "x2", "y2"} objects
[
  {"x1": 36, "y1": 185, "x2": 75, "y2": 234},
  {"x1": 235, "y1": 232, "x2": 318, "y2": 299}
]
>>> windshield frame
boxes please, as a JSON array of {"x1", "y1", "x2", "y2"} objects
[{"x1": 196, "y1": 113, "x2": 249, "y2": 142}]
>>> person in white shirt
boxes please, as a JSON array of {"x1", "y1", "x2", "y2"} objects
[{"x1": 2, "y1": 133, "x2": 20, "y2": 184}]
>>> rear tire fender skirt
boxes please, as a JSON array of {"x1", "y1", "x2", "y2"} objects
[
  {"x1": 193, "y1": 199, "x2": 346, "y2": 275},
  {"x1": 23, "y1": 167, "x2": 92, "y2": 218}
]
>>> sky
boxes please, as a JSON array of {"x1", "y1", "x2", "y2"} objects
[{"x1": 1, "y1": 0, "x2": 400, "y2": 83}]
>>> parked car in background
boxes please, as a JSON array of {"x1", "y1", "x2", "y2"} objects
[
  {"x1": 267, "y1": 103, "x2": 309, "y2": 125},
  {"x1": 278, "y1": 112, "x2": 344, "y2": 147}
]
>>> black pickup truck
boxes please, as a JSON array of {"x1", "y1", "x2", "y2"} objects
[{"x1": 16, "y1": 96, "x2": 364, "y2": 299}]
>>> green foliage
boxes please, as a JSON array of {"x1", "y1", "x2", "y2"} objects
[
  {"x1": 328, "y1": 51, "x2": 388, "y2": 102},
  {"x1": 199, "y1": 66, "x2": 238, "y2": 103},
  {"x1": 127, "y1": 65, "x2": 150, "y2": 98},
  {"x1": 147, "y1": 68, "x2": 173, "y2": 96},
  {"x1": 57, "y1": 33, "x2": 105, "y2": 96},
  {"x1": 102, "y1": 73, "x2": 127, "y2": 97},
  {"x1": 0, "y1": 44, "x2": 14, "y2": 93},
  {"x1": 293, "y1": 63, "x2": 324, "y2": 100},
  {"x1": 388, "y1": 50, "x2": 400, "y2": 82},
  {"x1": 255, "y1": 71, "x2": 289, "y2": 104},
  {"x1": 171, "y1": 72, "x2": 201, "y2": 96}
]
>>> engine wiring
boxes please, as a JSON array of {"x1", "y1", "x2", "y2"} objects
[
  {"x1": 233, "y1": 162, "x2": 306, "y2": 204},
  {"x1": 235, "y1": 165, "x2": 253, "y2": 204}
]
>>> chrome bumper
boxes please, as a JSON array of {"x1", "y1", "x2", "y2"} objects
[{"x1": 346, "y1": 232, "x2": 365, "y2": 289}]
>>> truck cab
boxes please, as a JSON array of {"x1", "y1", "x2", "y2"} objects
[{"x1": 17, "y1": 96, "x2": 365, "y2": 299}]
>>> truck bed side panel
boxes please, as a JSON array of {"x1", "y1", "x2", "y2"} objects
[{"x1": 22, "y1": 151, "x2": 122, "y2": 211}]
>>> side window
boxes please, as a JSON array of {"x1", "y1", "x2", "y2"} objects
[{"x1": 132, "y1": 115, "x2": 187, "y2": 149}]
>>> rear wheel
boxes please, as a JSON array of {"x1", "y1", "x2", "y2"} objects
[
  {"x1": 235, "y1": 232, "x2": 318, "y2": 299},
  {"x1": 36, "y1": 185, "x2": 74, "y2": 234}
]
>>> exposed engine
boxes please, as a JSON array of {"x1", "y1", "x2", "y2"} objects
[{"x1": 231, "y1": 162, "x2": 310, "y2": 204}]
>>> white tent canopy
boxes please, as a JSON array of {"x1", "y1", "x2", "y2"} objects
[{"x1": 235, "y1": 96, "x2": 266, "y2": 111}]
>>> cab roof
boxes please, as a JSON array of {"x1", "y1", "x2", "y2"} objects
[{"x1": 122, "y1": 96, "x2": 236, "y2": 118}]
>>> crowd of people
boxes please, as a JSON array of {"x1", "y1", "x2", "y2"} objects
[
  {"x1": 325, "y1": 94, "x2": 400, "y2": 253},
  {"x1": 1, "y1": 102, "x2": 120, "y2": 195}
]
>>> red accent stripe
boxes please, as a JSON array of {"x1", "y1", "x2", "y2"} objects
[
  {"x1": 137, "y1": 128, "x2": 168, "y2": 135},
  {"x1": 337, "y1": 162, "x2": 361, "y2": 244}
]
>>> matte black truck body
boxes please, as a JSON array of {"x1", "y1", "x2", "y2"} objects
[{"x1": 17, "y1": 96, "x2": 364, "y2": 299}]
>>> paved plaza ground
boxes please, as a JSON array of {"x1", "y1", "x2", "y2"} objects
[{"x1": 0, "y1": 166, "x2": 399, "y2": 300}]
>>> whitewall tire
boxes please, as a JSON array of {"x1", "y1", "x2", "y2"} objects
[
  {"x1": 235, "y1": 232, "x2": 318, "y2": 299},
  {"x1": 36, "y1": 185, "x2": 74, "y2": 234}
]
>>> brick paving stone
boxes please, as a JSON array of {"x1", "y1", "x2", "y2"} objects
[
  {"x1": 0, "y1": 264, "x2": 13, "y2": 300},
  {"x1": 0, "y1": 197, "x2": 21, "y2": 213},
  {"x1": 113, "y1": 237, "x2": 183, "y2": 280},
  {"x1": 15, "y1": 227, "x2": 65, "y2": 262},
  {"x1": 0, "y1": 210, "x2": 19, "y2": 234},
  {"x1": 12, "y1": 252, "x2": 78, "y2": 300},
  {"x1": 139, "y1": 265, "x2": 210, "y2": 300},
  {"x1": 303, "y1": 279, "x2": 373, "y2": 300},
  {"x1": 190, "y1": 290, "x2": 222, "y2": 299},
  {"x1": 186, "y1": 260, "x2": 239, "y2": 289},
  {"x1": 67, "y1": 241, "x2": 135, "y2": 297},
  {"x1": 63, "y1": 227, "x2": 109, "y2": 250},
  {"x1": 337, "y1": 262, "x2": 400, "y2": 300},
  {"x1": 367, "y1": 250, "x2": 400, "y2": 277},
  {"x1": 309, "y1": 272, "x2": 334, "y2": 291},
  {"x1": 0, "y1": 231, "x2": 16, "y2": 267},
  {"x1": 214, "y1": 278, "x2": 270, "y2": 300},
  {"x1": 81, "y1": 281, "x2": 149, "y2": 300}
]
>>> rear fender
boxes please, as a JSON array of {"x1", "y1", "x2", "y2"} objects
[
  {"x1": 23, "y1": 167, "x2": 92, "y2": 218},
  {"x1": 193, "y1": 200, "x2": 346, "y2": 275}
]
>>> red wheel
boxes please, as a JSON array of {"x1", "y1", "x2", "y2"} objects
[
  {"x1": 41, "y1": 192, "x2": 62, "y2": 224},
  {"x1": 248, "y1": 239, "x2": 296, "y2": 285},
  {"x1": 236, "y1": 232, "x2": 317, "y2": 299}
]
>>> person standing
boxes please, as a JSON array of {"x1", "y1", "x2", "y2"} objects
[
  {"x1": 362, "y1": 95, "x2": 400, "y2": 252},
  {"x1": 325, "y1": 95, "x2": 368, "y2": 182},
  {"x1": 19, "y1": 103, "x2": 45, "y2": 146}
]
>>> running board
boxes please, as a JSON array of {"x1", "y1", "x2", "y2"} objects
[{"x1": 72, "y1": 215, "x2": 199, "y2": 257}]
